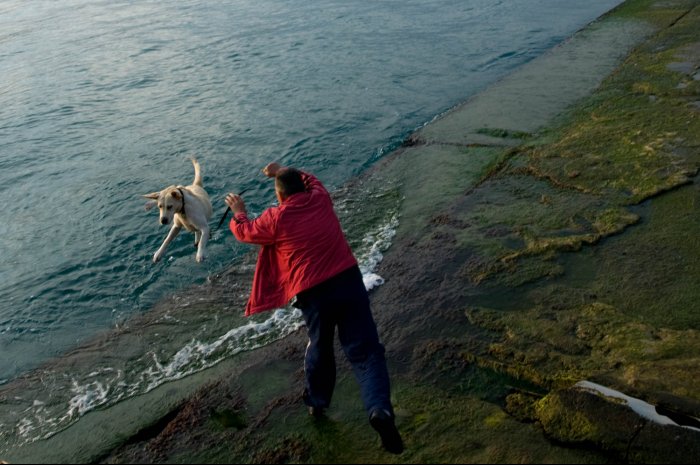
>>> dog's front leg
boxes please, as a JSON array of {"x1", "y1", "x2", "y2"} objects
[
  {"x1": 195, "y1": 226, "x2": 210, "y2": 263},
  {"x1": 154, "y1": 225, "x2": 181, "y2": 263}
]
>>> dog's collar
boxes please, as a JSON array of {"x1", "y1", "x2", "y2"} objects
[{"x1": 178, "y1": 188, "x2": 186, "y2": 216}]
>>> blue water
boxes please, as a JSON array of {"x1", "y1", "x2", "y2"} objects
[{"x1": 0, "y1": 0, "x2": 622, "y2": 442}]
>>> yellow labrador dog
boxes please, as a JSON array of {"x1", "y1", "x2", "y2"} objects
[{"x1": 143, "y1": 158, "x2": 213, "y2": 263}]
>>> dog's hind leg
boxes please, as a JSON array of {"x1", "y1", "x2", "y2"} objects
[
  {"x1": 154, "y1": 225, "x2": 181, "y2": 263},
  {"x1": 191, "y1": 158, "x2": 203, "y2": 187}
]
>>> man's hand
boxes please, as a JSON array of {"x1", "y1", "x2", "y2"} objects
[
  {"x1": 263, "y1": 162, "x2": 282, "y2": 178},
  {"x1": 225, "y1": 193, "x2": 246, "y2": 215}
]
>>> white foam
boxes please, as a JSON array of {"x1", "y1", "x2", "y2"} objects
[
  {"x1": 142, "y1": 308, "x2": 304, "y2": 391},
  {"x1": 357, "y1": 212, "x2": 399, "y2": 291},
  {"x1": 363, "y1": 273, "x2": 385, "y2": 290},
  {"x1": 16, "y1": 418, "x2": 35, "y2": 437},
  {"x1": 67, "y1": 378, "x2": 112, "y2": 418}
]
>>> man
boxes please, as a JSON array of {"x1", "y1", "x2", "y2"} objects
[{"x1": 225, "y1": 162, "x2": 403, "y2": 454}]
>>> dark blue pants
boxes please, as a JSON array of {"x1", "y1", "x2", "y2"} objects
[{"x1": 294, "y1": 265, "x2": 393, "y2": 416}]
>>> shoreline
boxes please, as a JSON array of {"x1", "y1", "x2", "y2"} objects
[{"x1": 5, "y1": 0, "x2": 700, "y2": 462}]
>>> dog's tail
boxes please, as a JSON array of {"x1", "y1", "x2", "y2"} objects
[{"x1": 191, "y1": 157, "x2": 203, "y2": 187}]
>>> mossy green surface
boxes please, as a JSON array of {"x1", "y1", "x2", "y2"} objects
[
  {"x1": 455, "y1": 0, "x2": 700, "y2": 406},
  {"x1": 526, "y1": 6, "x2": 700, "y2": 206}
]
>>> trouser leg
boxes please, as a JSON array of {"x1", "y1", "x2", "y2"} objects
[
  {"x1": 300, "y1": 301, "x2": 336, "y2": 409},
  {"x1": 339, "y1": 312, "x2": 392, "y2": 415},
  {"x1": 336, "y1": 271, "x2": 393, "y2": 416}
]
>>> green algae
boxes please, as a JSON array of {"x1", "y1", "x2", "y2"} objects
[
  {"x1": 387, "y1": 382, "x2": 611, "y2": 464},
  {"x1": 423, "y1": 170, "x2": 641, "y2": 288},
  {"x1": 466, "y1": 301, "x2": 700, "y2": 400},
  {"x1": 613, "y1": 0, "x2": 699, "y2": 27},
  {"x1": 426, "y1": 1, "x2": 700, "y2": 296},
  {"x1": 526, "y1": 6, "x2": 700, "y2": 206},
  {"x1": 570, "y1": 184, "x2": 700, "y2": 331},
  {"x1": 523, "y1": 383, "x2": 700, "y2": 463},
  {"x1": 451, "y1": 0, "x2": 700, "y2": 412},
  {"x1": 502, "y1": 207, "x2": 640, "y2": 262},
  {"x1": 534, "y1": 394, "x2": 600, "y2": 443}
]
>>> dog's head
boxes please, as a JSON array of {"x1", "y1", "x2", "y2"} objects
[{"x1": 143, "y1": 186, "x2": 184, "y2": 226}]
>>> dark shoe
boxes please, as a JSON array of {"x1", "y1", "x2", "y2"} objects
[
  {"x1": 308, "y1": 406, "x2": 325, "y2": 418},
  {"x1": 369, "y1": 409, "x2": 404, "y2": 454}
]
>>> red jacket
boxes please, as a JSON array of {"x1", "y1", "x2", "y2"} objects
[{"x1": 230, "y1": 172, "x2": 358, "y2": 316}]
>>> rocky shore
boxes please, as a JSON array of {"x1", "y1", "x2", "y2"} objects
[{"x1": 7, "y1": 0, "x2": 699, "y2": 463}]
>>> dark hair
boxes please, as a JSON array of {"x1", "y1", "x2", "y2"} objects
[{"x1": 275, "y1": 168, "x2": 306, "y2": 198}]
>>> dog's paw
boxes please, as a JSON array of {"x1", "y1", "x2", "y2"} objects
[
  {"x1": 196, "y1": 253, "x2": 206, "y2": 263},
  {"x1": 153, "y1": 252, "x2": 162, "y2": 263}
]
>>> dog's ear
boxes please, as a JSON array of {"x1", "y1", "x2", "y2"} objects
[
  {"x1": 142, "y1": 192, "x2": 159, "y2": 211},
  {"x1": 171, "y1": 190, "x2": 182, "y2": 200}
]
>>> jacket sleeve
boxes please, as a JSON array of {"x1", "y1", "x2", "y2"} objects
[
  {"x1": 230, "y1": 208, "x2": 277, "y2": 245},
  {"x1": 300, "y1": 171, "x2": 332, "y2": 202},
  {"x1": 300, "y1": 171, "x2": 328, "y2": 195}
]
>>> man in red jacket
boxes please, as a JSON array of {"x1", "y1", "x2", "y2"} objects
[{"x1": 225, "y1": 163, "x2": 403, "y2": 454}]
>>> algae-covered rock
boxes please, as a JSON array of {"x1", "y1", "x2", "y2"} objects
[
  {"x1": 533, "y1": 382, "x2": 700, "y2": 464},
  {"x1": 466, "y1": 302, "x2": 700, "y2": 399}
]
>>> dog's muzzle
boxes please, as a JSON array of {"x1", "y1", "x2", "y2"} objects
[{"x1": 160, "y1": 217, "x2": 169, "y2": 225}]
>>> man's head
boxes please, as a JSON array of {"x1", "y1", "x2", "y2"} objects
[{"x1": 275, "y1": 168, "x2": 306, "y2": 202}]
